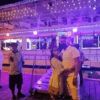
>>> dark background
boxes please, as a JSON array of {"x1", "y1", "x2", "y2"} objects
[{"x1": 0, "y1": 0, "x2": 23, "y2": 6}]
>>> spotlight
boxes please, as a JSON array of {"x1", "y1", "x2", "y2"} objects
[
  {"x1": 33, "y1": 31, "x2": 37, "y2": 35},
  {"x1": 73, "y1": 28, "x2": 78, "y2": 32},
  {"x1": 6, "y1": 33, "x2": 9, "y2": 36}
]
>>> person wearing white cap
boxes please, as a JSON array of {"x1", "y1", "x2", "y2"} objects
[{"x1": 0, "y1": 50, "x2": 4, "y2": 88}]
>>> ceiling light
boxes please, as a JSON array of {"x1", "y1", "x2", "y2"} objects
[
  {"x1": 33, "y1": 31, "x2": 37, "y2": 35},
  {"x1": 6, "y1": 33, "x2": 9, "y2": 36},
  {"x1": 73, "y1": 28, "x2": 78, "y2": 32}
]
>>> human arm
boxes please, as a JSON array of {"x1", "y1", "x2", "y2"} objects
[
  {"x1": 71, "y1": 47, "x2": 80, "y2": 85},
  {"x1": 74, "y1": 57, "x2": 80, "y2": 78},
  {"x1": 8, "y1": 53, "x2": 13, "y2": 62},
  {"x1": 51, "y1": 58, "x2": 64, "y2": 75},
  {"x1": 20, "y1": 52, "x2": 25, "y2": 66}
]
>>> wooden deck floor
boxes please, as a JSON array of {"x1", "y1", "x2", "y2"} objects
[
  {"x1": 0, "y1": 71, "x2": 42, "y2": 100},
  {"x1": 80, "y1": 79, "x2": 100, "y2": 100},
  {"x1": 0, "y1": 70, "x2": 100, "y2": 100}
]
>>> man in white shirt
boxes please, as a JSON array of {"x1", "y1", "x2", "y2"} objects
[
  {"x1": 62, "y1": 37, "x2": 80, "y2": 100},
  {"x1": 0, "y1": 50, "x2": 4, "y2": 88},
  {"x1": 9, "y1": 43, "x2": 25, "y2": 99}
]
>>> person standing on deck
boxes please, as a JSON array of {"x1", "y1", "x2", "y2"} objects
[
  {"x1": 74, "y1": 44, "x2": 86, "y2": 86},
  {"x1": 49, "y1": 46, "x2": 64, "y2": 100},
  {"x1": 62, "y1": 37, "x2": 80, "y2": 100},
  {"x1": 0, "y1": 50, "x2": 4, "y2": 88},
  {"x1": 9, "y1": 43, "x2": 25, "y2": 100}
]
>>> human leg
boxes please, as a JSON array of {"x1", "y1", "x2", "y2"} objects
[
  {"x1": 0, "y1": 70, "x2": 2, "y2": 88},
  {"x1": 67, "y1": 74, "x2": 79, "y2": 100},
  {"x1": 9, "y1": 75, "x2": 16, "y2": 99},
  {"x1": 17, "y1": 74, "x2": 25, "y2": 98},
  {"x1": 79, "y1": 68, "x2": 83, "y2": 86}
]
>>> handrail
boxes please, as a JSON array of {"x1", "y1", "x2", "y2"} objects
[{"x1": 84, "y1": 78, "x2": 100, "y2": 81}]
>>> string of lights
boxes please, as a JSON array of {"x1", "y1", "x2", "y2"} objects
[
  {"x1": 1, "y1": 24, "x2": 100, "y2": 36},
  {"x1": 0, "y1": 0, "x2": 99, "y2": 21}
]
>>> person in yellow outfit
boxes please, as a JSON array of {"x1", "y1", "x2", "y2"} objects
[
  {"x1": 48, "y1": 46, "x2": 64, "y2": 100},
  {"x1": 62, "y1": 37, "x2": 80, "y2": 100}
]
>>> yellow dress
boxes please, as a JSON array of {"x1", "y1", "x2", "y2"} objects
[{"x1": 48, "y1": 57, "x2": 64, "y2": 96}]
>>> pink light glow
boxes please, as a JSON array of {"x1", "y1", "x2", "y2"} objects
[{"x1": 6, "y1": 33, "x2": 9, "y2": 36}]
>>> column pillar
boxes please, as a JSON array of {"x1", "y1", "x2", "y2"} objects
[
  {"x1": 22, "y1": 37, "x2": 27, "y2": 50},
  {"x1": 74, "y1": 35, "x2": 78, "y2": 44},
  {"x1": 0, "y1": 40, "x2": 1, "y2": 50}
]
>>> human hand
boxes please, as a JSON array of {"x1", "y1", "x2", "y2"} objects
[
  {"x1": 10, "y1": 57, "x2": 13, "y2": 62},
  {"x1": 73, "y1": 77, "x2": 77, "y2": 86}
]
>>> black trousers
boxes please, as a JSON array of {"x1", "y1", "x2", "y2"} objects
[
  {"x1": 9, "y1": 73, "x2": 23, "y2": 91},
  {"x1": 79, "y1": 64, "x2": 83, "y2": 85}
]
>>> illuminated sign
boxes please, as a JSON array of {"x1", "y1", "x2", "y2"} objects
[
  {"x1": 58, "y1": 31, "x2": 71, "y2": 37},
  {"x1": 65, "y1": 31, "x2": 71, "y2": 37},
  {"x1": 58, "y1": 32, "x2": 65, "y2": 35},
  {"x1": 82, "y1": 35, "x2": 93, "y2": 39}
]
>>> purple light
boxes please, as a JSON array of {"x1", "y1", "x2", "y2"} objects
[
  {"x1": 73, "y1": 28, "x2": 78, "y2": 33},
  {"x1": 33, "y1": 31, "x2": 37, "y2": 35}
]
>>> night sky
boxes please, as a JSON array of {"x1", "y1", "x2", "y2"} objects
[{"x1": 0, "y1": 0, "x2": 23, "y2": 6}]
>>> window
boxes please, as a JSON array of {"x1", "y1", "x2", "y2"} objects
[
  {"x1": 1, "y1": 39, "x2": 22, "y2": 50},
  {"x1": 26, "y1": 38, "x2": 39, "y2": 50},
  {"x1": 81, "y1": 35, "x2": 98, "y2": 48}
]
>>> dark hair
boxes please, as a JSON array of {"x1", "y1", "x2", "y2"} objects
[
  {"x1": 11, "y1": 43, "x2": 18, "y2": 47},
  {"x1": 50, "y1": 46, "x2": 57, "y2": 60},
  {"x1": 73, "y1": 44, "x2": 79, "y2": 49},
  {"x1": 60, "y1": 35, "x2": 66, "y2": 39},
  {"x1": 52, "y1": 37, "x2": 56, "y2": 43},
  {"x1": 50, "y1": 46, "x2": 62, "y2": 61}
]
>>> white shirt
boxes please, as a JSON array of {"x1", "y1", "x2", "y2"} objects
[
  {"x1": 62, "y1": 46, "x2": 80, "y2": 70},
  {"x1": 0, "y1": 51, "x2": 4, "y2": 70},
  {"x1": 9, "y1": 51, "x2": 24, "y2": 75}
]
